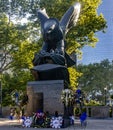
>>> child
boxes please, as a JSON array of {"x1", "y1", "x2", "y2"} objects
[{"x1": 80, "y1": 112, "x2": 87, "y2": 128}]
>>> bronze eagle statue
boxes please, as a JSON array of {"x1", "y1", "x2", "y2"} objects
[{"x1": 31, "y1": 2, "x2": 81, "y2": 82}]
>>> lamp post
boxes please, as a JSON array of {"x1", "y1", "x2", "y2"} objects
[{"x1": 104, "y1": 87, "x2": 107, "y2": 106}]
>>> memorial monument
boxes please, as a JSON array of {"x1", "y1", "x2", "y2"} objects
[{"x1": 27, "y1": 2, "x2": 81, "y2": 117}]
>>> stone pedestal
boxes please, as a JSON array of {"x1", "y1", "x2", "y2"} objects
[{"x1": 26, "y1": 80, "x2": 65, "y2": 116}]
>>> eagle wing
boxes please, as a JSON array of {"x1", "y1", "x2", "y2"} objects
[
  {"x1": 60, "y1": 2, "x2": 81, "y2": 35},
  {"x1": 37, "y1": 8, "x2": 49, "y2": 29}
]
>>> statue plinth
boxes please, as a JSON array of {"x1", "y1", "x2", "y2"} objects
[{"x1": 26, "y1": 80, "x2": 66, "y2": 116}]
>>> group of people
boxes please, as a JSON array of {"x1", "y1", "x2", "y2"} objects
[
  {"x1": 9, "y1": 106, "x2": 87, "y2": 128},
  {"x1": 22, "y1": 110, "x2": 87, "y2": 128},
  {"x1": 9, "y1": 107, "x2": 21, "y2": 120},
  {"x1": 70, "y1": 111, "x2": 87, "y2": 128},
  {"x1": 9, "y1": 106, "x2": 26, "y2": 121}
]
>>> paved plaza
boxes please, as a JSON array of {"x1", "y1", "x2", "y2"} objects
[{"x1": 0, "y1": 118, "x2": 113, "y2": 130}]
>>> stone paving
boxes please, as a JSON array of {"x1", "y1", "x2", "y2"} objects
[{"x1": 0, "y1": 118, "x2": 113, "y2": 130}]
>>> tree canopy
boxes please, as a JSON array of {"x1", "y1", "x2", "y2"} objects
[
  {"x1": 77, "y1": 59, "x2": 113, "y2": 102},
  {"x1": 1, "y1": 70, "x2": 33, "y2": 106}
]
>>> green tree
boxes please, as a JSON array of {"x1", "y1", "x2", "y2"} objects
[
  {"x1": 0, "y1": 14, "x2": 26, "y2": 72},
  {"x1": 77, "y1": 59, "x2": 113, "y2": 103},
  {"x1": 0, "y1": 13, "x2": 37, "y2": 106},
  {"x1": 68, "y1": 67, "x2": 82, "y2": 90},
  {"x1": 1, "y1": 70, "x2": 33, "y2": 106}
]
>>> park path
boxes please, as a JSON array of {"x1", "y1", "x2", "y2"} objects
[{"x1": 0, "y1": 118, "x2": 113, "y2": 130}]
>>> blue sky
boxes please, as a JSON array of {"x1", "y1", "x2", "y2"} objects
[{"x1": 78, "y1": 0, "x2": 113, "y2": 65}]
